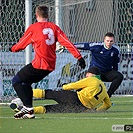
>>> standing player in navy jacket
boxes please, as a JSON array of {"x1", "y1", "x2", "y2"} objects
[{"x1": 74, "y1": 32, "x2": 123, "y2": 97}]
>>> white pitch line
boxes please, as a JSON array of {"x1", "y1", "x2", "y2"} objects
[
  {"x1": 112, "y1": 100, "x2": 133, "y2": 103},
  {"x1": 0, "y1": 116, "x2": 133, "y2": 120},
  {"x1": 45, "y1": 116, "x2": 133, "y2": 120}
]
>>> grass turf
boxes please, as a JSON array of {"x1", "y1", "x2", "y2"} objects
[{"x1": 0, "y1": 96, "x2": 133, "y2": 133}]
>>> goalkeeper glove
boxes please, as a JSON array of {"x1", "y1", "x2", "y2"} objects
[{"x1": 78, "y1": 57, "x2": 86, "y2": 69}]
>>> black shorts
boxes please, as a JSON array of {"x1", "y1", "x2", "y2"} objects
[
  {"x1": 45, "y1": 90, "x2": 88, "y2": 113},
  {"x1": 17, "y1": 63, "x2": 52, "y2": 84}
]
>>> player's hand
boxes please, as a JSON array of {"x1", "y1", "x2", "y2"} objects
[
  {"x1": 9, "y1": 46, "x2": 12, "y2": 52},
  {"x1": 9, "y1": 44, "x2": 15, "y2": 52},
  {"x1": 9, "y1": 43, "x2": 16, "y2": 52},
  {"x1": 78, "y1": 57, "x2": 86, "y2": 69}
]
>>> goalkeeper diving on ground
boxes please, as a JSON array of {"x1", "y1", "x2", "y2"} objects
[{"x1": 10, "y1": 66, "x2": 111, "y2": 119}]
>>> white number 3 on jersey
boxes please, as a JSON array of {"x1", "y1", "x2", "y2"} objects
[{"x1": 42, "y1": 28, "x2": 55, "y2": 45}]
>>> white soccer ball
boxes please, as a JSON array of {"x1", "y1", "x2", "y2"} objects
[{"x1": 11, "y1": 98, "x2": 23, "y2": 106}]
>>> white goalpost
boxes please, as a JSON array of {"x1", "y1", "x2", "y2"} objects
[
  {"x1": 25, "y1": 0, "x2": 32, "y2": 65},
  {"x1": 0, "y1": 0, "x2": 133, "y2": 102}
]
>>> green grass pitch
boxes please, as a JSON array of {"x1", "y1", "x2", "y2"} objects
[{"x1": 0, "y1": 96, "x2": 133, "y2": 133}]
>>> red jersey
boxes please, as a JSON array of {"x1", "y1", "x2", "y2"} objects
[{"x1": 11, "y1": 22, "x2": 82, "y2": 71}]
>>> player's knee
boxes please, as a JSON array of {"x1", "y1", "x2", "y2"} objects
[
  {"x1": 117, "y1": 72, "x2": 123, "y2": 82},
  {"x1": 12, "y1": 74, "x2": 22, "y2": 86}
]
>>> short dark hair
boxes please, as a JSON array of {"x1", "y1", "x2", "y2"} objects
[
  {"x1": 87, "y1": 66, "x2": 100, "y2": 75},
  {"x1": 104, "y1": 32, "x2": 115, "y2": 39},
  {"x1": 36, "y1": 5, "x2": 49, "y2": 18}
]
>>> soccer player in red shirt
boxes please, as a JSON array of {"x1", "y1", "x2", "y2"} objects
[{"x1": 9, "y1": 5, "x2": 86, "y2": 119}]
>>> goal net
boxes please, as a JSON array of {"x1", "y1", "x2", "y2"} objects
[{"x1": 0, "y1": 0, "x2": 133, "y2": 102}]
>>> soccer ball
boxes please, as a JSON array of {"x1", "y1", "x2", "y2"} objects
[
  {"x1": 11, "y1": 98, "x2": 23, "y2": 106},
  {"x1": 10, "y1": 98, "x2": 23, "y2": 112}
]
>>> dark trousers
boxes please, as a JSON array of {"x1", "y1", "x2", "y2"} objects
[
  {"x1": 12, "y1": 63, "x2": 51, "y2": 107},
  {"x1": 45, "y1": 90, "x2": 88, "y2": 113},
  {"x1": 100, "y1": 70, "x2": 123, "y2": 97}
]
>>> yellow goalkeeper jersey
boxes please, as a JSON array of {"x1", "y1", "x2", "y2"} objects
[{"x1": 62, "y1": 76, "x2": 111, "y2": 111}]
